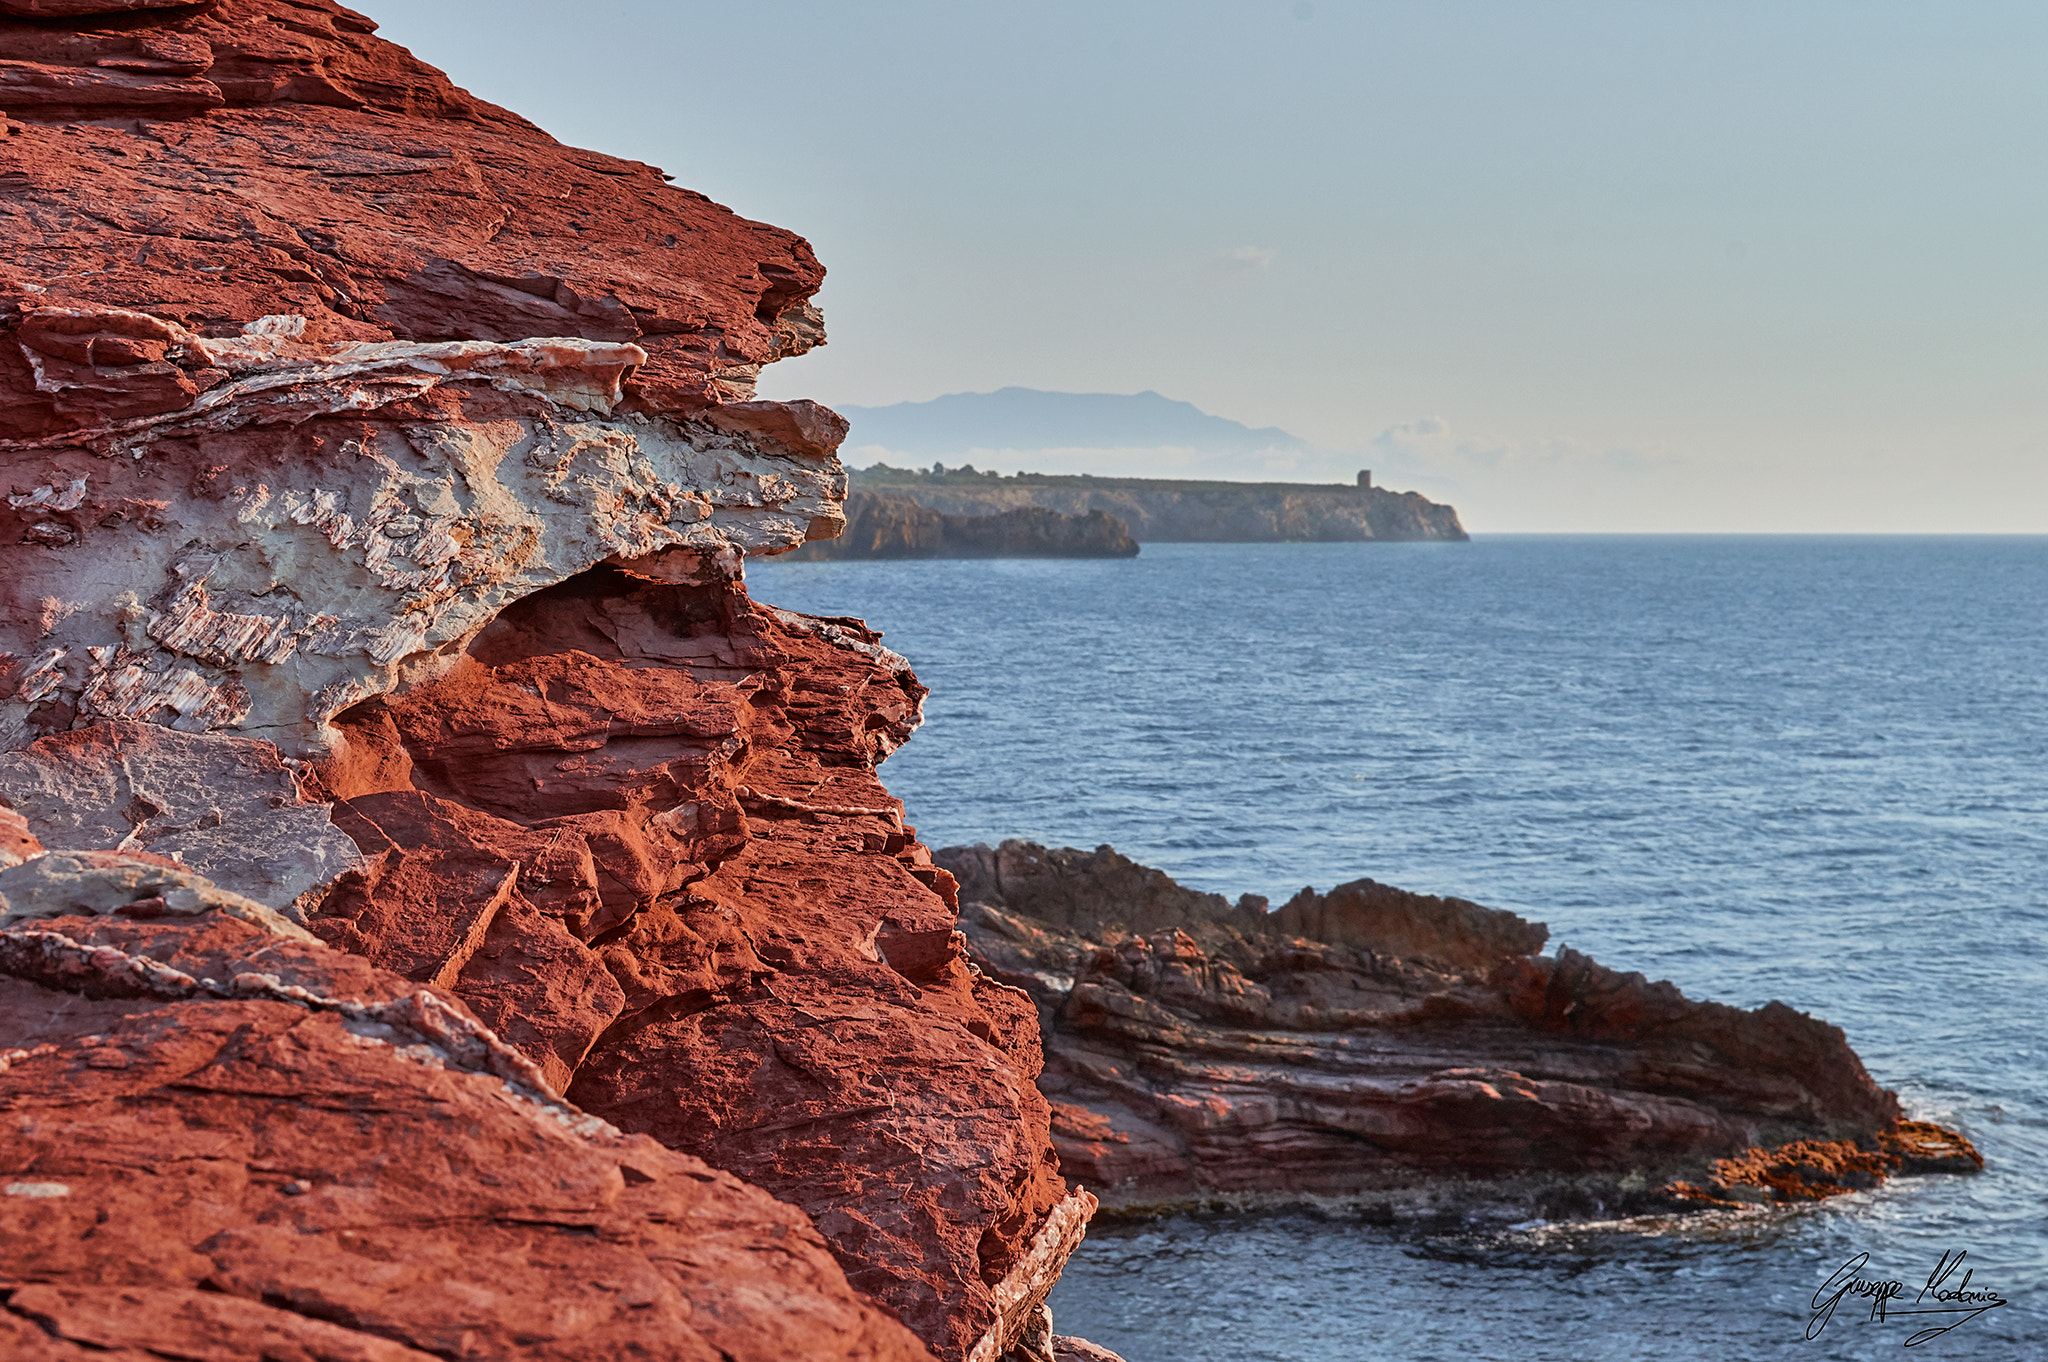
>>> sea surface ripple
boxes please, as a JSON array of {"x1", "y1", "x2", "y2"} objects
[{"x1": 751, "y1": 536, "x2": 2046, "y2": 1359}]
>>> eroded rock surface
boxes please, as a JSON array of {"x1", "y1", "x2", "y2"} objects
[
  {"x1": 306, "y1": 571, "x2": 1074, "y2": 1359},
  {"x1": 0, "y1": 721, "x2": 361, "y2": 913},
  {"x1": 0, "y1": 0, "x2": 829, "y2": 419},
  {"x1": 2, "y1": 0, "x2": 851, "y2": 762},
  {"x1": 1, "y1": 3, "x2": 1091, "y2": 1358},
  {"x1": 0, "y1": 333, "x2": 844, "y2": 758},
  {"x1": 946, "y1": 839, "x2": 1964, "y2": 1218},
  {"x1": 0, "y1": 891, "x2": 931, "y2": 1361}
]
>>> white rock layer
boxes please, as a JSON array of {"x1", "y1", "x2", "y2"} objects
[{"x1": 1, "y1": 310, "x2": 848, "y2": 761}]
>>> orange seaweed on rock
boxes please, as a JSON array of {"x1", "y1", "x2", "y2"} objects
[
  {"x1": 1673, "y1": 1139, "x2": 1898, "y2": 1205},
  {"x1": 1667, "y1": 1120, "x2": 1981, "y2": 1207},
  {"x1": 1882, "y1": 1118, "x2": 1985, "y2": 1174}
]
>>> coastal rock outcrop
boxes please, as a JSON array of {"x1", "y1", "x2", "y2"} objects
[
  {"x1": 7, "y1": 2, "x2": 1946, "y2": 1357},
  {"x1": 854, "y1": 466, "x2": 1468, "y2": 543},
  {"x1": 1, "y1": 0, "x2": 852, "y2": 762},
  {"x1": 784, "y1": 490, "x2": 1140, "y2": 560},
  {"x1": 944, "y1": 840, "x2": 1966, "y2": 1216},
  {"x1": 0, "y1": 873, "x2": 930, "y2": 1361},
  {"x1": 308, "y1": 571, "x2": 1074, "y2": 1359},
  {"x1": 1, "y1": 3, "x2": 1087, "y2": 1358}
]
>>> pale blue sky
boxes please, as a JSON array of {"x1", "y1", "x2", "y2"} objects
[{"x1": 378, "y1": 2, "x2": 2046, "y2": 531}]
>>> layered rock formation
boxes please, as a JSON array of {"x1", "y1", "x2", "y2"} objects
[
  {"x1": 0, "y1": 4, "x2": 1953, "y2": 1359},
  {"x1": 309, "y1": 573, "x2": 1075, "y2": 1358},
  {"x1": 785, "y1": 490, "x2": 1140, "y2": 560},
  {"x1": 0, "y1": 849, "x2": 931, "y2": 1361},
  {"x1": 0, "y1": 4, "x2": 1098, "y2": 1358},
  {"x1": 945, "y1": 841, "x2": 1977, "y2": 1216},
  {"x1": 0, "y1": 6, "x2": 850, "y2": 759},
  {"x1": 853, "y1": 466, "x2": 1468, "y2": 542}
]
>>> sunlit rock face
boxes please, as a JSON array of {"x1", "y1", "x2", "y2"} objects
[
  {"x1": 1, "y1": 0, "x2": 851, "y2": 757},
  {"x1": 0, "y1": 3, "x2": 1084, "y2": 1359},
  {"x1": 945, "y1": 840, "x2": 1964, "y2": 1221},
  {"x1": 0, "y1": 889, "x2": 933, "y2": 1362},
  {"x1": 2, "y1": 319, "x2": 843, "y2": 758}
]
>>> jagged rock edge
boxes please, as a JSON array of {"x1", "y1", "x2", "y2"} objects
[{"x1": 0, "y1": 920, "x2": 585, "y2": 1113}]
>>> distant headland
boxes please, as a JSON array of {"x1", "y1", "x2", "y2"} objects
[
  {"x1": 815, "y1": 387, "x2": 1470, "y2": 550},
  {"x1": 843, "y1": 462, "x2": 1469, "y2": 544},
  {"x1": 782, "y1": 489, "x2": 1141, "y2": 560}
]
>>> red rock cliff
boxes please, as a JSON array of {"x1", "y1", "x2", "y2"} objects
[{"x1": 0, "y1": 4, "x2": 1082, "y2": 1358}]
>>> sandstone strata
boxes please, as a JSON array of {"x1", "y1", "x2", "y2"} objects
[
  {"x1": 0, "y1": 861, "x2": 931, "y2": 1361},
  {"x1": 0, "y1": 0, "x2": 852, "y2": 762},
  {"x1": 308, "y1": 572, "x2": 1074, "y2": 1358},
  {"x1": 786, "y1": 490, "x2": 1140, "y2": 560},
  {"x1": 0, "y1": 3, "x2": 1937, "y2": 1358},
  {"x1": 1, "y1": 4, "x2": 1090, "y2": 1358},
  {"x1": 945, "y1": 840, "x2": 1974, "y2": 1216},
  {"x1": 854, "y1": 466, "x2": 1468, "y2": 542}
]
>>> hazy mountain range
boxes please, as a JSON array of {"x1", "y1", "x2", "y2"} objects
[{"x1": 836, "y1": 388, "x2": 1311, "y2": 460}]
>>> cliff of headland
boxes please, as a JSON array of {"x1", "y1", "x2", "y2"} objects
[
  {"x1": 854, "y1": 464, "x2": 1469, "y2": 543},
  {"x1": 0, "y1": 4, "x2": 1088, "y2": 1359},
  {"x1": 783, "y1": 490, "x2": 1141, "y2": 560}
]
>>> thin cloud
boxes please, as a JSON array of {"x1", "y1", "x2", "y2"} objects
[
  {"x1": 1373, "y1": 417, "x2": 1448, "y2": 443},
  {"x1": 1368, "y1": 418, "x2": 1657, "y2": 473},
  {"x1": 1215, "y1": 246, "x2": 1276, "y2": 272}
]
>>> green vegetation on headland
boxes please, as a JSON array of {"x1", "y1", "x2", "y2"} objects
[
  {"x1": 846, "y1": 463, "x2": 1469, "y2": 543},
  {"x1": 856, "y1": 461, "x2": 1385, "y2": 495}
]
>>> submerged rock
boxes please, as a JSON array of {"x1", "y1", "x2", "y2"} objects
[{"x1": 1670, "y1": 1121, "x2": 1982, "y2": 1206}]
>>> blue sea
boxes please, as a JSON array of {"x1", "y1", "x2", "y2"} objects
[{"x1": 749, "y1": 537, "x2": 2047, "y2": 1360}]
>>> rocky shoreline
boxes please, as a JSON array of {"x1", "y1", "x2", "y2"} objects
[
  {"x1": 947, "y1": 840, "x2": 1979, "y2": 1222},
  {"x1": 0, "y1": 4, "x2": 1970, "y2": 1360},
  {"x1": 853, "y1": 465, "x2": 1469, "y2": 543},
  {"x1": 781, "y1": 490, "x2": 1140, "y2": 560}
]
